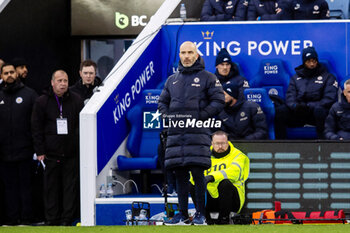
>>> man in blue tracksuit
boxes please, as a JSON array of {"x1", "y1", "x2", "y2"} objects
[
  {"x1": 215, "y1": 48, "x2": 249, "y2": 101},
  {"x1": 201, "y1": 0, "x2": 249, "y2": 21},
  {"x1": 324, "y1": 79, "x2": 350, "y2": 140},
  {"x1": 158, "y1": 41, "x2": 225, "y2": 225},
  {"x1": 282, "y1": 0, "x2": 330, "y2": 20},
  {"x1": 218, "y1": 82, "x2": 268, "y2": 140},
  {"x1": 275, "y1": 46, "x2": 338, "y2": 139}
]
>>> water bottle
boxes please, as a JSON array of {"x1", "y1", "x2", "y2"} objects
[
  {"x1": 106, "y1": 183, "x2": 113, "y2": 198},
  {"x1": 106, "y1": 168, "x2": 113, "y2": 185},
  {"x1": 180, "y1": 3, "x2": 186, "y2": 20},
  {"x1": 134, "y1": 215, "x2": 139, "y2": 225},
  {"x1": 139, "y1": 209, "x2": 148, "y2": 225},
  {"x1": 125, "y1": 209, "x2": 132, "y2": 225},
  {"x1": 99, "y1": 184, "x2": 106, "y2": 198}
]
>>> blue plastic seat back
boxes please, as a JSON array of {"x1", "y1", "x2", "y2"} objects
[
  {"x1": 244, "y1": 88, "x2": 275, "y2": 140},
  {"x1": 326, "y1": 0, "x2": 349, "y2": 19},
  {"x1": 286, "y1": 126, "x2": 317, "y2": 139},
  {"x1": 340, "y1": 75, "x2": 350, "y2": 90},
  {"x1": 233, "y1": 61, "x2": 246, "y2": 78},
  {"x1": 126, "y1": 89, "x2": 162, "y2": 158},
  {"x1": 249, "y1": 59, "x2": 291, "y2": 99},
  {"x1": 319, "y1": 59, "x2": 339, "y2": 82}
]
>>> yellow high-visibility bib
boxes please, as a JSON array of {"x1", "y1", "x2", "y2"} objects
[{"x1": 191, "y1": 141, "x2": 250, "y2": 213}]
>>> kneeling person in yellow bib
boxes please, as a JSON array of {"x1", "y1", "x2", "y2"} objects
[{"x1": 190, "y1": 130, "x2": 250, "y2": 224}]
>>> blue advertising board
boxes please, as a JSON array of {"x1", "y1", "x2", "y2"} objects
[
  {"x1": 161, "y1": 22, "x2": 349, "y2": 81},
  {"x1": 96, "y1": 33, "x2": 165, "y2": 173}
]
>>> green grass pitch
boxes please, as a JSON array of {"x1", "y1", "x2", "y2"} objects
[{"x1": 0, "y1": 225, "x2": 349, "y2": 233}]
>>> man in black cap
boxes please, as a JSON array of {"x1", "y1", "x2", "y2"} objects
[
  {"x1": 275, "y1": 46, "x2": 338, "y2": 139},
  {"x1": 215, "y1": 48, "x2": 249, "y2": 101},
  {"x1": 218, "y1": 81, "x2": 268, "y2": 140},
  {"x1": 12, "y1": 58, "x2": 28, "y2": 84}
]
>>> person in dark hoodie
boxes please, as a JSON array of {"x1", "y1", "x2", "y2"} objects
[
  {"x1": 218, "y1": 81, "x2": 268, "y2": 140},
  {"x1": 0, "y1": 63, "x2": 38, "y2": 225},
  {"x1": 324, "y1": 79, "x2": 350, "y2": 140},
  {"x1": 31, "y1": 70, "x2": 83, "y2": 226},
  {"x1": 158, "y1": 41, "x2": 225, "y2": 225},
  {"x1": 247, "y1": 0, "x2": 286, "y2": 20},
  {"x1": 200, "y1": 0, "x2": 249, "y2": 21},
  {"x1": 282, "y1": 0, "x2": 330, "y2": 20},
  {"x1": 70, "y1": 59, "x2": 102, "y2": 104},
  {"x1": 215, "y1": 48, "x2": 249, "y2": 101},
  {"x1": 275, "y1": 46, "x2": 338, "y2": 139}
]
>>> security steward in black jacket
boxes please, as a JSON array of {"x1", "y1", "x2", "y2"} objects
[
  {"x1": 31, "y1": 70, "x2": 84, "y2": 226},
  {"x1": 158, "y1": 41, "x2": 225, "y2": 225},
  {"x1": 275, "y1": 47, "x2": 338, "y2": 139},
  {"x1": 0, "y1": 63, "x2": 38, "y2": 225}
]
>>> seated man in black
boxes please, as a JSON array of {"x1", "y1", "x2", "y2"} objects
[
  {"x1": 218, "y1": 82, "x2": 268, "y2": 140},
  {"x1": 275, "y1": 46, "x2": 338, "y2": 139},
  {"x1": 215, "y1": 48, "x2": 249, "y2": 101},
  {"x1": 190, "y1": 131, "x2": 250, "y2": 224},
  {"x1": 324, "y1": 79, "x2": 350, "y2": 140},
  {"x1": 201, "y1": 0, "x2": 248, "y2": 21}
]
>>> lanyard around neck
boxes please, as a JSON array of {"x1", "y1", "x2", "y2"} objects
[{"x1": 54, "y1": 94, "x2": 63, "y2": 118}]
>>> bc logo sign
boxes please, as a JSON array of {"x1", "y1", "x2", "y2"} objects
[
  {"x1": 115, "y1": 12, "x2": 148, "y2": 29},
  {"x1": 115, "y1": 12, "x2": 129, "y2": 29},
  {"x1": 143, "y1": 110, "x2": 161, "y2": 129}
]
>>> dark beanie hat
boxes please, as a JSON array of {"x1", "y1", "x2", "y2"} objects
[
  {"x1": 215, "y1": 48, "x2": 232, "y2": 66},
  {"x1": 12, "y1": 58, "x2": 27, "y2": 68},
  {"x1": 222, "y1": 81, "x2": 239, "y2": 99},
  {"x1": 302, "y1": 47, "x2": 318, "y2": 64}
]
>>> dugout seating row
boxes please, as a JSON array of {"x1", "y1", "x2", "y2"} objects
[{"x1": 117, "y1": 57, "x2": 349, "y2": 172}]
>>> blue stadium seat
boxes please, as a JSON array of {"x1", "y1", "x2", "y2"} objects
[
  {"x1": 156, "y1": 79, "x2": 167, "y2": 89},
  {"x1": 117, "y1": 89, "x2": 162, "y2": 171},
  {"x1": 249, "y1": 59, "x2": 291, "y2": 99},
  {"x1": 233, "y1": 61, "x2": 246, "y2": 78},
  {"x1": 340, "y1": 75, "x2": 350, "y2": 89},
  {"x1": 244, "y1": 88, "x2": 275, "y2": 140},
  {"x1": 319, "y1": 59, "x2": 339, "y2": 82},
  {"x1": 326, "y1": 0, "x2": 350, "y2": 19},
  {"x1": 286, "y1": 126, "x2": 317, "y2": 139}
]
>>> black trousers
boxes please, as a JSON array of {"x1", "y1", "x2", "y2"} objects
[
  {"x1": 0, "y1": 159, "x2": 33, "y2": 224},
  {"x1": 275, "y1": 104, "x2": 328, "y2": 139},
  {"x1": 190, "y1": 179, "x2": 240, "y2": 220},
  {"x1": 173, "y1": 166, "x2": 206, "y2": 217},
  {"x1": 43, "y1": 156, "x2": 79, "y2": 224}
]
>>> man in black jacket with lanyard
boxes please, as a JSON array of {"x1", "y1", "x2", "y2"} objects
[
  {"x1": 0, "y1": 63, "x2": 38, "y2": 225},
  {"x1": 31, "y1": 70, "x2": 83, "y2": 226},
  {"x1": 159, "y1": 41, "x2": 225, "y2": 225}
]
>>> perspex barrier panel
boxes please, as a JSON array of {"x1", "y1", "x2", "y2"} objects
[{"x1": 232, "y1": 141, "x2": 350, "y2": 213}]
